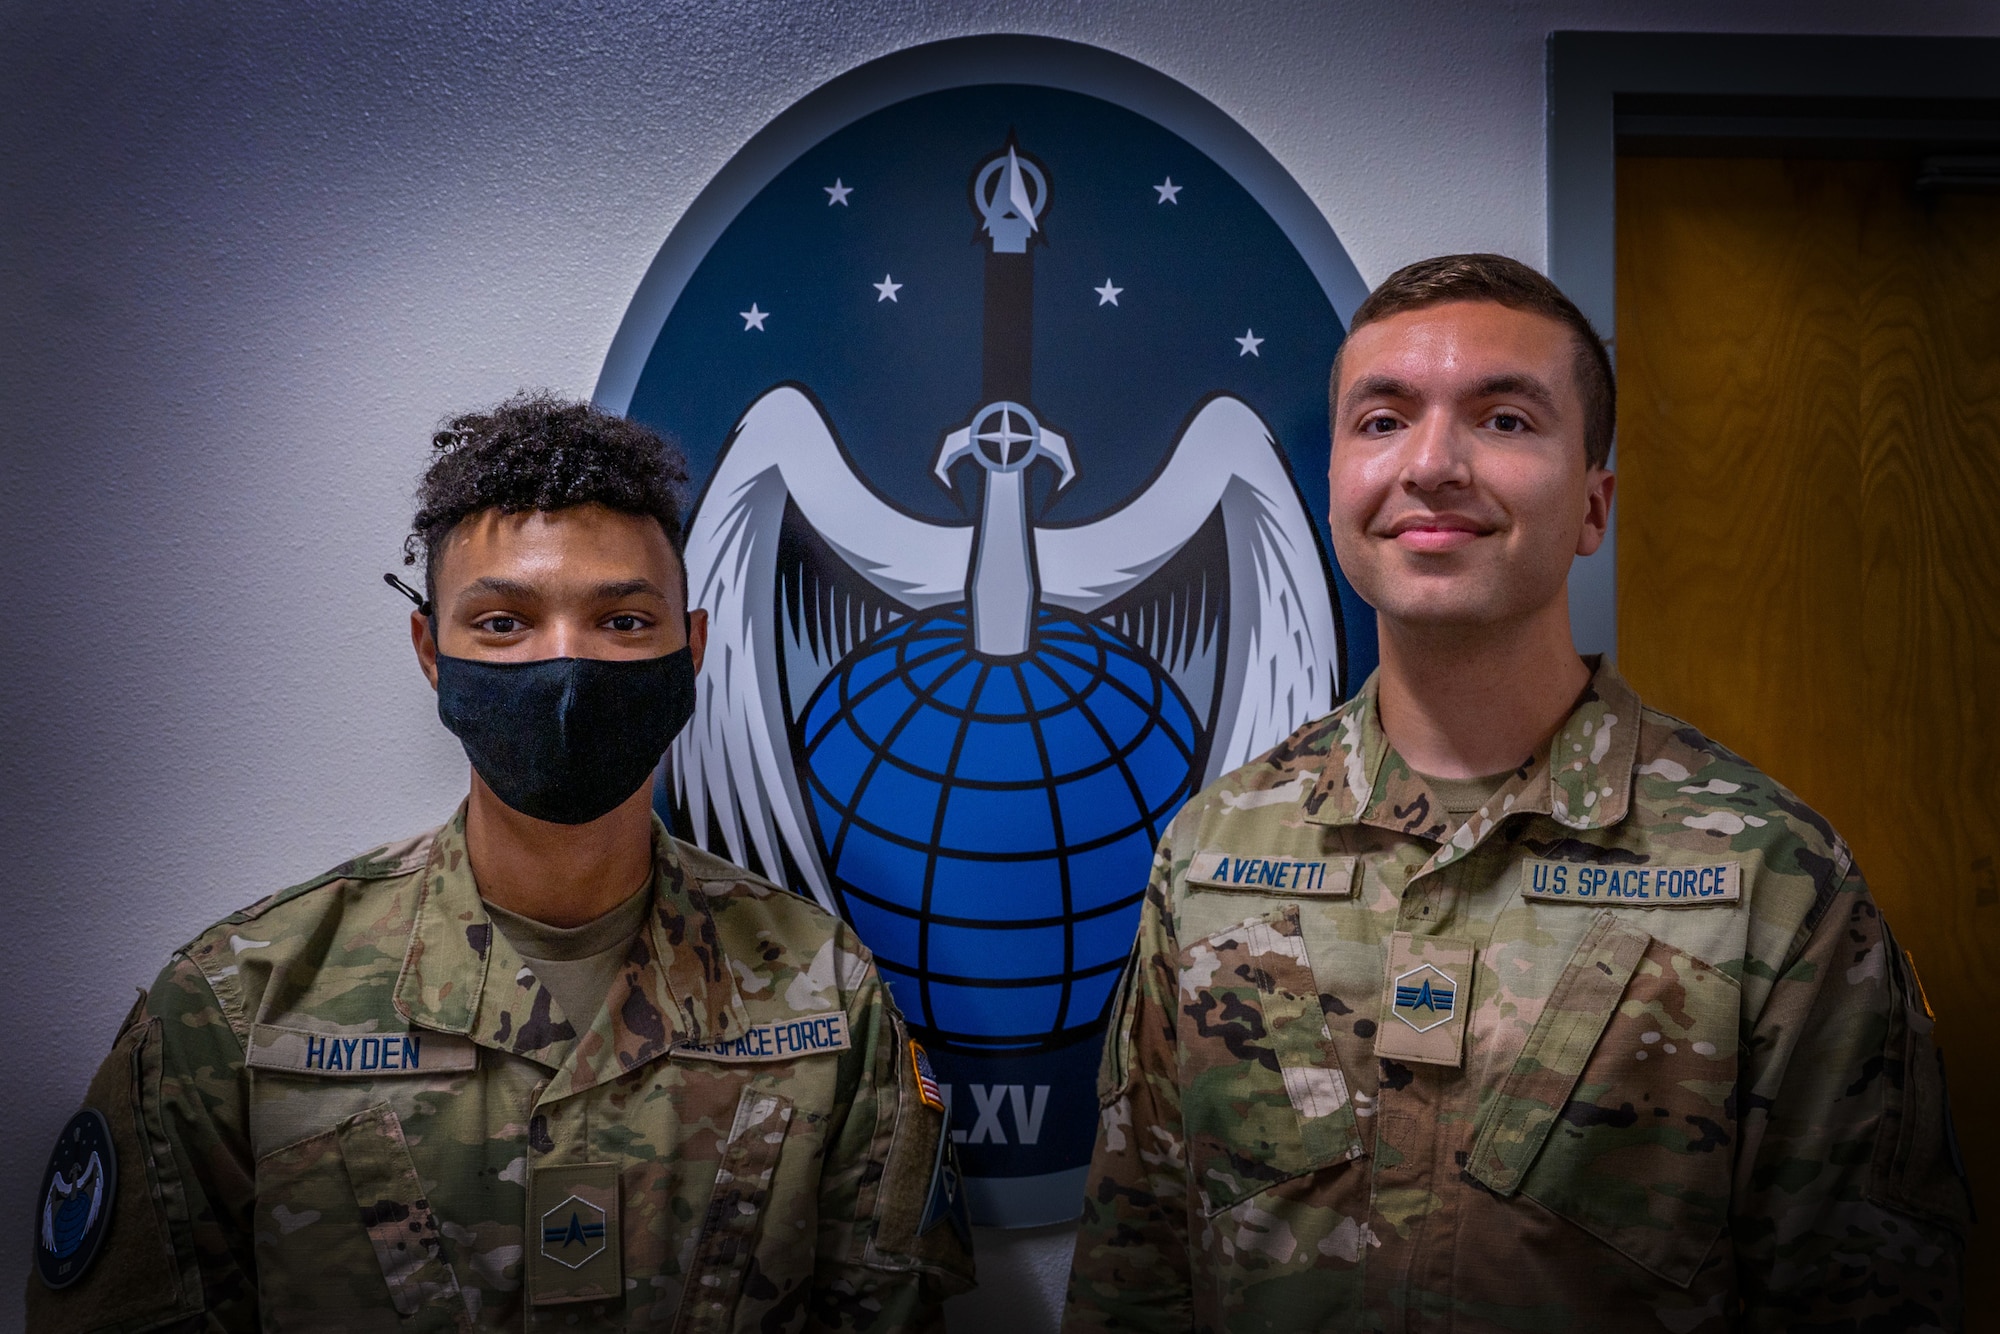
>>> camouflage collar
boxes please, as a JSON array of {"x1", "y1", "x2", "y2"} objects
[
  {"x1": 1304, "y1": 656, "x2": 1642, "y2": 845},
  {"x1": 394, "y1": 806, "x2": 748, "y2": 1096}
]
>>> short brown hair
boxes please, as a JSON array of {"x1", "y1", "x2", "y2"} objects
[{"x1": 1332, "y1": 254, "x2": 1615, "y2": 468}]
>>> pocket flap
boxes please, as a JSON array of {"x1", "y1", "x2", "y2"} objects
[
  {"x1": 675, "y1": 1085, "x2": 795, "y2": 1333},
  {"x1": 336, "y1": 1104, "x2": 468, "y2": 1319},
  {"x1": 1178, "y1": 906, "x2": 1363, "y2": 1215},
  {"x1": 1466, "y1": 911, "x2": 1649, "y2": 1195}
]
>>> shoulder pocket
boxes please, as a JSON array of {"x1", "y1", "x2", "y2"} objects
[
  {"x1": 1177, "y1": 905, "x2": 1362, "y2": 1215},
  {"x1": 27, "y1": 1006, "x2": 204, "y2": 1333},
  {"x1": 1866, "y1": 936, "x2": 1973, "y2": 1232},
  {"x1": 253, "y1": 1102, "x2": 470, "y2": 1326},
  {"x1": 1097, "y1": 937, "x2": 1144, "y2": 1107},
  {"x1": 1468, "y1": 912, "x2": 1738, "y2": 1286}
]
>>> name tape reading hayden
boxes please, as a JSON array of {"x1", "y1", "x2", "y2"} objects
[
  {"x1": 1521, "y1": 858, "x2": 1740, "y2": 907},
  {"x1": 246, "y1": 1024, "x2": 481, "y2": 1076}
]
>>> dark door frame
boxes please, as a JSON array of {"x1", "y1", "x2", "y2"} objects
[{"x1": 1545, "y1": 31, "x2": 2000, "y2": 654}]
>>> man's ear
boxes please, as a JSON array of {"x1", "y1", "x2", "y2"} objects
[
  {"x1": 687, "y1": 608, "x2": 710, "y2": 676},
  {"x1": 413, "y1": 610, "x2": 440, "y2": 688},
  {"x1": 1575, "y1": 467, "x2": 1616, "y2": 558}
]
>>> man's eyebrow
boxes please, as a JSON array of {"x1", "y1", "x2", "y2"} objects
[
  {"x1": 1470, "y1": 373, "x2": 1560, "y2": 417},
  {"x1": 454, "y1": 576, "x2": 673, "y2": 602},
  {"x1": 592, "y1": 578, "x2": 672, "y2": 601},
  {"x1": 1339, "y1": 374, "x2": 1420, "y2": 414},
  {"x1": 457, "y1": 577, "x2": 539, "y2": 602}
]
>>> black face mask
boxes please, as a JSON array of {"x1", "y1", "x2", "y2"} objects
[{"x1": 434, "y1": 649, "x2": 697, "y2": 826}]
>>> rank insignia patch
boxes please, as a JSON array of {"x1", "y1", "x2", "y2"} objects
[
  {"x1": 910, "y1": 1040, "x2": 945, "y2": 1112},
  {"x1": 1392, "y1": 964, "x2": 1456, "y2": 1034},
  {"x1": 35, "y1": 1107, "x2": 117, "y2": 1290},
  {"x1": 540, "y1": 1194, "x2": 608, "y2": 1270},
  {"x1": 1374, "y1": 932, "x2": 1474, "y2": 1067},
  {"x1": 528, "y1": 1163, "x2": 620, "y2": 1305}
]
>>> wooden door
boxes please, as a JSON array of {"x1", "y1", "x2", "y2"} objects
[{"x1": 1617, "y1": 155, "x2": 1999, "y2": 1312}]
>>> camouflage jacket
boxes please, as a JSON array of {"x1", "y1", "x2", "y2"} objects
[
  {"x1": 28, "y1": 808, "x2": 973, "y2": 1332},
  {"x1": 1066, "y1": 659, "x2": 1968, "y2": 1333}
]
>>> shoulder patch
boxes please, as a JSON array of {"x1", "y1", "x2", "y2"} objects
[
  {"x1": 908, "y1": 1040, "x2": 945, "y2": 1111},
  {"x1": 35, "y1": 1108, "x2": 117, "y2": 1289}
]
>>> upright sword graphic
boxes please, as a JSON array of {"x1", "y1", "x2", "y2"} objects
[{"x1": 935, "y1": 140, "x2": 1074, "y2": 659}]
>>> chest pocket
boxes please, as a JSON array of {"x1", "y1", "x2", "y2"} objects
[
  {"x1": 1176, "y1": 905, "x2": 1363, "y2": 1214},
  {"x1": 253, "y1": 1103, "x2": 471, "y2": 1330},
  {"x1": 673, "y1": 1084, "x2": 796, "y2": 1334},
  {"x1": 1466, "y1": 911, "x2": 1739, "y2": 1286}
]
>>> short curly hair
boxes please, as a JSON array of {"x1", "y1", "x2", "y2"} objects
[{"x1": 403, "y1": 392, "x2": 691, "y2": 606}]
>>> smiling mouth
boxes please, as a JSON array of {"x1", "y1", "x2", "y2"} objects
[{"x1": 1383, "y1": 516, "x2": 1491, "y2": 552}]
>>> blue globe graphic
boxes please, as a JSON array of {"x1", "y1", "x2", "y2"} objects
[{"x1": 799, "y1": 605, "x2": 1202, "y2": 1049}]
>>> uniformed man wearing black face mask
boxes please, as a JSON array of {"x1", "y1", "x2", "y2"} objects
[{"x1": 29, "y1": 394, "x2": 972, "y2": 1332}]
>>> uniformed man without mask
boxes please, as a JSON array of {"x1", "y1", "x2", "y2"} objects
[
  {"x1": 1063, "y1": 255, "x2": 1969, "y2": 1331},
  {"x1": 29, "y1": 394, "x2": 974, "y2": 1331}
]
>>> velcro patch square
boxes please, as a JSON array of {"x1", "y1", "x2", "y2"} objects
[{"x1": 529, "y1": 1163, "x2": 620, "y2": 1306}]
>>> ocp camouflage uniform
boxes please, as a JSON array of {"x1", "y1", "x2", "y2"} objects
[
  {"x1": 29, "y1": 807, "x2": 973, "y2": 1332},
  {"x1": 1066, "y1": 658, "x2": 1968, "y2": 1332}
]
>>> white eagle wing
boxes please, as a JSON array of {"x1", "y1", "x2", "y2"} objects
[
  {"x1": 1036, "y1": 395, "x2": 1340, "y2": 778},
  {"x1": 80, "y1": 1153, "x2": 103, "y2": 1238},
  {"x1": 673, "y1": 386, "x2": 971, "y2": 909}
]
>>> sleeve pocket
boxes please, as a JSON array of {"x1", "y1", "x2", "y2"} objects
[
  {"x1": 26, "y1": 1008, "x2": 204, "y2": 1333},
  {"x1": 1866, "y1": 935, "x2": 1974, "y2": 1233},
  {"x1": 1468, "y1": 911, "x2": 1739, "y2": 1288},
  {"x1": 1176, "y1": 905, "x2": 1363, "y2": 1215}
]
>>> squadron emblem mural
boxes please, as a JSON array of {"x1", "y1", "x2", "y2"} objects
[{"x1": 599, "y1": 40, "x2": 1370, "y2": 1224}]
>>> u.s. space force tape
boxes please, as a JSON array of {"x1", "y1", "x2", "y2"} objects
[
  {"x1": 1186, "y1": 851, "x2": 1357, "y2": 897},
  {"x1": 1520, "y1": 858, "x2": 1741, "y2": 907},
  {"x1": 245, "y1": 1023, "x2": 481, "y2": 1076},
  {"x1": 673, "y1": 1011, "x2": 852, "y2": 1062}
]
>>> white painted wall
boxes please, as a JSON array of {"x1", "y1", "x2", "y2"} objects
[{"x1": 5, "y1": 3, "x2": 1994, "y2": 1328}]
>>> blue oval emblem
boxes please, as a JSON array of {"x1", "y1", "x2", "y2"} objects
[{"x1": 36, "y1": 1106, "x2": 117, "y2": 1290}]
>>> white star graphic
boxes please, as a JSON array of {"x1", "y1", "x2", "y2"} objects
[
  {"x1": 740, "y1": 304, "x2": 769, "y2": 331},
  {"x1": 824, "y1": 179, "x2": 853, "y2": 206},
  {"x1": 873, "y1": 274, "x2": 903, "y2": 303},
  {"x1": 1154, "y1": 177, "x2": 1183, "y2": 204},
  {"x1": 1235, "y1": 328, "x2": 1264, "y2": 357},
  {"x1": 1093, "y1": 279, "x2": 1123, "y2": 307}
]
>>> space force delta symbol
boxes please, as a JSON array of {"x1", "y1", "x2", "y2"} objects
[
  {"x1": 598, "y1": 36, "x2": 1370, "y2": 1225},
  {"x1": 541, "y1": 1195, "x2": 607, "y2": 1268}
]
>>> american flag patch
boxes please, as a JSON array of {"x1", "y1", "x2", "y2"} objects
[{"x1": 909, "y1": 1040, "x2": 944, "y2": 1111}]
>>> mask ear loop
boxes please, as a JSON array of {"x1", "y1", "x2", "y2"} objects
[{"x1": 383, "y1": 572, "x2": 434, "y2": 620}]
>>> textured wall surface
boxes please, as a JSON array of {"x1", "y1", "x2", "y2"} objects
[{"x1": 4, "y1": 2, "x2": 1994, "y2": 1328}]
